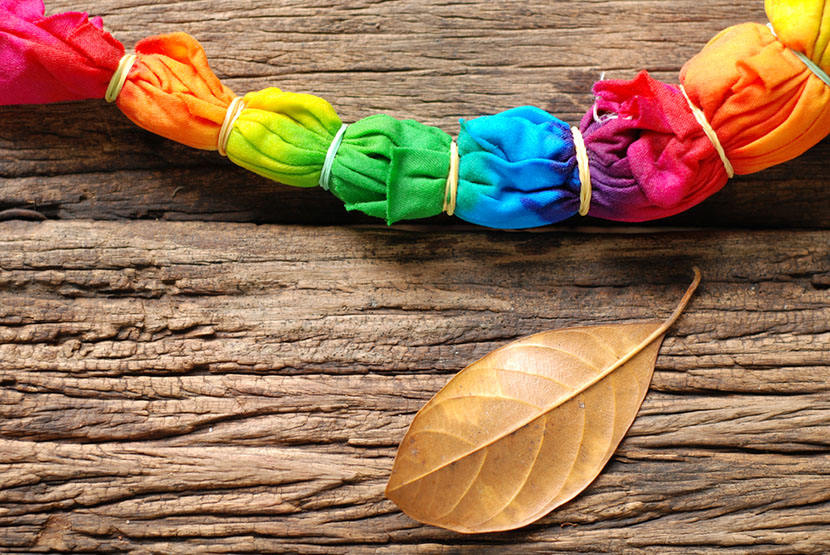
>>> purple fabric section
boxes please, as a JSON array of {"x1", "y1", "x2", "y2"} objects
[{"x1": 579, "y1": 71, "x2": 729, "y2": 222}]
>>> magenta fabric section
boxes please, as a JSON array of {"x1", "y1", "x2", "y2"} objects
[
  {"x1": 0, "y1": 0, "x2": 124, "y2": 104},
  {"x1": 581, "y1": 71, "x2": 729, "y2": 221}
]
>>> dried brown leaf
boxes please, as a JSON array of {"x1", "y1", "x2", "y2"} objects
[{"x1": 386, "y1": 269, "x2": 702, "y2": 533}]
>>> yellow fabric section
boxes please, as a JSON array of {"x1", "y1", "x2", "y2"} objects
[
  {"x1": 767, "y1": 0, "x2": 830, "y2": 71},
  {"x1": 225, "y1": 87, "x2": 343, "y2": 188}
]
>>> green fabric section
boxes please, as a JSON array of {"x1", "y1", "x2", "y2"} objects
[
  {"x1": 225, "y1": 90, "x2": 451, "y2": 223},
  {"x1": 225, "y1": 87, "x2": 343, "y2": 188},
  {"x1": 328, "y1": 114, "x2": 452, "y2": 224}
]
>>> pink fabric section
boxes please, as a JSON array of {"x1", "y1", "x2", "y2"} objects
[
  {"x1": 0, "y1": 0, "x2": 124, "y2": 104},
  {"x1": 582, "y1": 71, "x2": 729, "y2": 221}
]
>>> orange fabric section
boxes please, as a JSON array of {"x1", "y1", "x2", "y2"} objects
[
  {"x1": 116, "y1": 32, "x2": 236, "y2": 150},
  {"x1": 680, "y1": 22, "x2": 830, "y2": 175}
]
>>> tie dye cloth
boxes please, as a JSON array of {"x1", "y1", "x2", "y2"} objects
[{"x1": 2, "y1": 0, "x2": 826, "y2": 227}]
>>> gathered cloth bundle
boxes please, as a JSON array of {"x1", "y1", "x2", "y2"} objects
[{"x1": 2, "y1": 0, "x2": 828, "y2": 228}]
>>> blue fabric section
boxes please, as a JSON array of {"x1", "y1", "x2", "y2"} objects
[{"x1": 455, "y1": 106, "x2": 581, "y2": 229}]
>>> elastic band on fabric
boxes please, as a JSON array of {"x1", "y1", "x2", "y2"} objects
[
  {"x1": 680, "y1": 85, "x2": 734, "y2": 178},
  {"x1": 767, "y1": 23, "x2": 830, "y2": 88},
  {"x1": 443, "y1": 140, "x2": 459, "y2": 216},
  {"x1": 105, "y1": 53, "x2": 137, "y2": 103},
  {"x1": 319, "y1": 124, "x2": 348, "y2": 191},
  {"x1": 790, "y1": 49, "x2": 830, "y2": 87},
  {"x1": 571, "y1": 127, "x2": 592, "y2": 216},
  {"x1": 218, "y1": 97, "x2": 246, "y2": 156}
]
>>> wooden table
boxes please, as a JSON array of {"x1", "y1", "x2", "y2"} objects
[{"x1": 1, "y1": 1, "x2": 828, "y2": 552}]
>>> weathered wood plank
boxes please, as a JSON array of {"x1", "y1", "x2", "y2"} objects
[
  {"x1": 3, "y1": 0, "x2": 830, "y2": 551},
  {"x1": 1, "y1": 221, "x2": 828, "y2": 553},
  {"x1": 4, "y1": 0, "x2": 829, "y2": 228}
]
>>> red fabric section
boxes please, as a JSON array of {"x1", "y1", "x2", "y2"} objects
[
  {"x1": 583, "y1": 71, "x2": 728, "y2": 221},
  {"x1": 0, "y1": 0, "x2": 124, "y2": 104}
]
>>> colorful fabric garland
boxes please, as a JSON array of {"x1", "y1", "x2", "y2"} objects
[{"x1": 2, "y1": 0, "x2": 828, "y2": 228}]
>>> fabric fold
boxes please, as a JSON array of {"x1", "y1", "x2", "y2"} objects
[
  {"x1": 766, "y1": 0, "x2": 830, "y2": 71},
  {"x1": 328, "y1": 115, "x2": 452, "y2": 224},
  {"x1": 226, "y1": 87, "x2": 343, "y2": 187}
]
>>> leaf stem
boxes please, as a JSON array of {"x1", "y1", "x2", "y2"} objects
[
  {"x1": 588, "y1": 267, "x2": 702, "y2": 386},
  {"x1": 659, "y1": 266, "x2": 702, "y2": 336}
]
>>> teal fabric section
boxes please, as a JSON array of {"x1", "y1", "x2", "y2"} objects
[{"x1": 455, "y1": 106, "x2": 581, "y2": 229}]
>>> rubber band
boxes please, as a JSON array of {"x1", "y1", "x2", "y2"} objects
[
  {"x1": 790, "y1": 49, "x2": 830, "y2": 88},
  {"x1": 319, "y1": 123, "x2": 348, "y2": 191},
  {"x1": 571, "y1": 127, "x2": 592, "y2": 216},
  {"x1": 217, "y1": 97, "x2": 246, "y2": 157},
  {"x1": 680, "y1": 85, "x2": 735, "y2": 178},
  {"x1": 443, "y1": 141, "x2": 459, "y2": 216},
  {"x1": 105, "y1": 53, "x2": 136, "y2": 103}
]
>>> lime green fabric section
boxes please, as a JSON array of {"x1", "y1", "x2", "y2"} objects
[
  {"x1": 225, "y1": 87, "x2": 343, "y2": 188},
  {"x1": 328, "y1": 114, "x2": 451, "y2": 224},
  {"x1": 225, "y1": 88, "x2": 451, "y2": 223}
]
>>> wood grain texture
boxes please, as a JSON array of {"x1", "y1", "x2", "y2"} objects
[
  {"x1": 2, "y1": 0, "x2": 829, "y2": 227},
  {"x1": 2, "y1": 0, "x2": 830, "y2": 552},
  {"x1": 1, "y1": 221, "x2": 829, "y2": 553}
]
